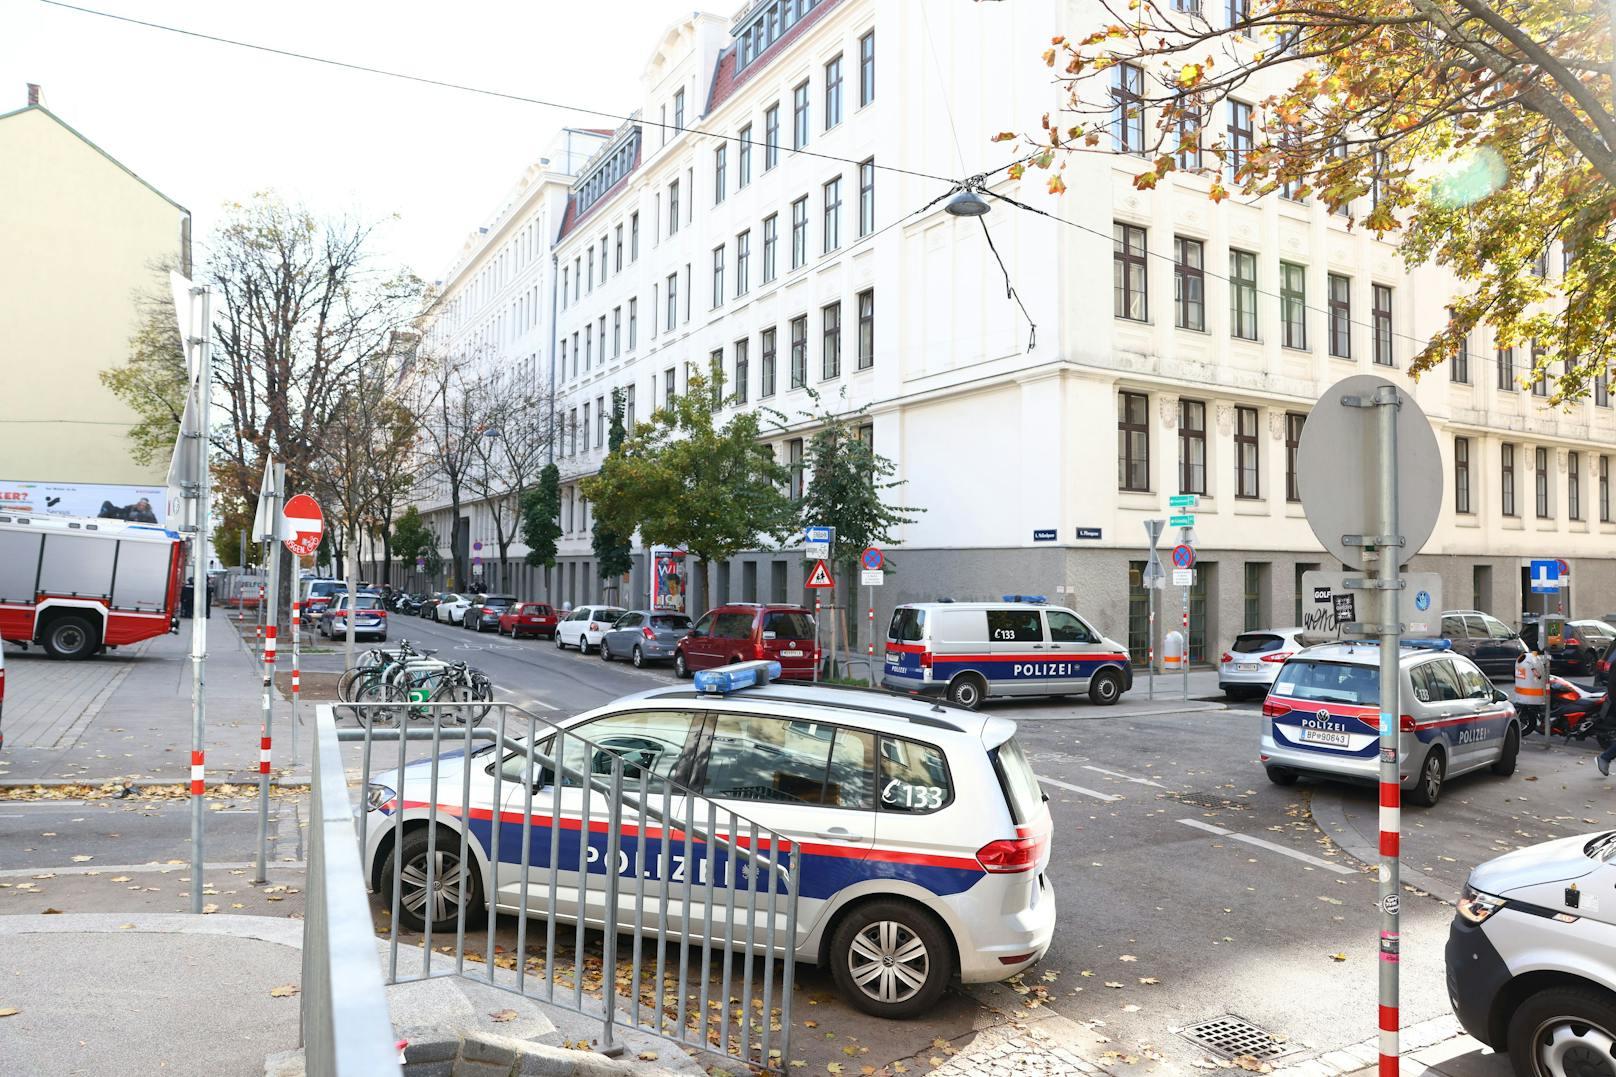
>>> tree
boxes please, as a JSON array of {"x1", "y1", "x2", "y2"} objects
[
  {"x1": 582, "y1": 372, "x2": 796, "y2": 614},
  {"x1": 412, "y1": 349, "x2": 486, "y2": 588},
  {"x1": 521, "y1": 463, "x2": 562, "y2": 575},
  {"x1": 100, "y1": 263, "x2": 188, "y2": 466},
  {"x1": 590, "y1": 389, "x2": 635, "y2": 601},
  {"x1": 1006, "y1": 1, "x2": 1616, "y2": 399},
  {"x1": 466, "y1": 367, "x2": 554, "y2": 591},
  {"x1": 391, "y1": 505, "x2": 435, "y2": 578},
  {"x1": 358, "y1": 387, "x2": 420, "y2": 585}
]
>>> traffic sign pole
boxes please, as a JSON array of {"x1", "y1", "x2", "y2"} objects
[{"x1": 254, "y1": 460, "x2": 283, "y2": 885}]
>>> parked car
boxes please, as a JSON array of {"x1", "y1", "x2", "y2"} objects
[
  {"x1": 435, "y1": 594, "x2": 474, "y2": 624},
  {"x1": 1447, "y1": 831, "x2": 1616, "y2": 1076},
  {"x1": 600, "y1": 610, "x2": 693, "y2": 667},
  {"x1": 464, "y1": 594, "x2": 516, "y2": 632},
  {"x1": 1519, "y1": 616, "x2": 1615, "y2": 677},
  {"x1": 300, "y1": 578, "x2": 349, "y2": 624},
  {"x1": 497, "y1": 602, "x2": 559, "y2": 640},
  {"x1": 679, "y1": 603, "x2": 821, "y2": 682},
  {"x1": 319, "y1": 593, "x2": 388, "y2": 641},
  {"x1": 1598, "y1": 635, "x2": 1616, "y2": 687},
  {"x1": 418, "y1": 593, "x2": 450, "y2": 619},
  {"x1": 1438, "y1": 610, "x2": 1527, "y2": 681},
  {"x1": 554, "y1": 605, "x2": 627, "y2": 653},
  {"x1": 1218, "y1": 628, "x2": 1305, "y2": 700}
]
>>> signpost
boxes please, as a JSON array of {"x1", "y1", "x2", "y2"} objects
[
  {"x1": 1299, "y1": 571, "x2": 1444, "y2": 641},
  {"x1": 1297, "y1": 374, "x2": 1443, "y2": 1077},
  {"x1": 1529, "y1": 558, "x2": 1561, "y2": 622},
  {"x1": 805, "y1": 526, "x2": 832, "y2": 560},
  {"x1": 1169, "y1": 494, "x2": 1198, "y2": 509},
  {"x1": 1143, "y1": 519, "x2": 1166, "y2": 699},
  {"x1": 806, "y1": 543, "x2": 834, "y2": 683},
  {"x1": 1169, "y1": 514, "x2": 1196, "y2": 528},
  {"x1": 250, "y1": 459, "x2": 284, "y2": 885},
  {"x1": 861, "y1": 547, "x2": 884, "y2": 686}
]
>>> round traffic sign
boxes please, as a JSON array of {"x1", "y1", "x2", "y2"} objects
[
  {"x1": 861, "y1": 546, "x2": 884, "y2": 570},
  {"x1": 1556, "y1": 558, "x2": 1570, "y2": 575},
  {"x1": 472, "y1": 557, "x2": 483, "y2": 568},
  {"x1": 1297, "y1": 375, "x2": 1442, "y2": 570},
  {"x1": 473, "y1": 541, "x2": 483, "y2": 552},
  {"x1": 1172, "y1": 544, "x2": 1195, "y2": 569},
  {"x1": 281, "y1": 494, "x2": 324, "y2": 557}
]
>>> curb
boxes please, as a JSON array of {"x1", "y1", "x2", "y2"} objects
[
  {"x1": 1267, "y1": 1014, "x2": 1466, "y2": 1076},
  {"x1": 0, "y1": 910, "x2": 305, "y2": 948},
  {"x1": 0, "y1": 776, "x2": 312, "y2": 793},
  {"x1": 1307, "y1": 787, "x2": 1456, "y2": 899}
]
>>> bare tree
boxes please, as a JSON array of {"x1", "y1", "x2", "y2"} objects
[
  {"x1": 467, "y1": 367, "x2": 555, "y2": 592},
  {"x1": 410, "y1": 348, "x2": 489, "y2": 590}
]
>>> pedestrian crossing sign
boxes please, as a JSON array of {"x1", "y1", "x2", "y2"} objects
[{"x1": 806, "y1": 560, "x2": 835, "y2": 588}]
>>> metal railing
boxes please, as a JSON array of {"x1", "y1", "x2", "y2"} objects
[
  {"x1": 322, "y1": 700, "x2": 801, "y2": 1071},
  {"x1": 302, "y1": 704, "x2": 405, "y2": 1077}
]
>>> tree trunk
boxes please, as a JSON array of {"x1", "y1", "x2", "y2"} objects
[
  {"x1": 381, "y1": 530, "x2": 393, "y2": 587},
  {"x1": 448, "y1": 485, "x2": 465, "y2": 588},
  {"x1": 344, "y1": 526, "x2": 359, "y2": 671}
]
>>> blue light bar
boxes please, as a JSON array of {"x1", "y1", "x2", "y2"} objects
[
  {"x1": 693, "y1": 660, "x2": 783, "y2": 694},
  {"x1": 1403, "y1": 639, "x2": 1452, "y2": 650},
  {"x1": 1001, "y1": 594, "x2": 1048, "y2": 604}
]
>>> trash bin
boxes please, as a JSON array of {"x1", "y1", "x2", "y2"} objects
[{"x1": 181, "y1": 582, "x2": 196, "y2": 619}]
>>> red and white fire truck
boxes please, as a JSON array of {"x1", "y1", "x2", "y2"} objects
[{"x1": 0, "y1": 512, "x2": 187, "y2": 660}]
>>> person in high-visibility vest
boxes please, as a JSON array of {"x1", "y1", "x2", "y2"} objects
[{"x1": 1515, "y1": 646, "x2": 1550, "y2": 734}]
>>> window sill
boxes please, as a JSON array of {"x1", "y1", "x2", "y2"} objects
[
  {"x1": 1329, "y1": 352, "x2": 1353, "y2": 362},
  {"x1": 1233, "y1": 498, "x2": 1268, "y2": 514},
  {"x1": 1501, "y1": 516, "x2": 1524, "y2": 530},
  {"x1": 1454, "y1": 512, "x2": 1479, "y2": 527}
]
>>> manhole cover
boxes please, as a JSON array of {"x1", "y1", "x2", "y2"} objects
[
  {"x1": 1178, "y1": 1015, "x2": 1293, "y2": 1061},
  {"x1": 1171, "y1": 791, "x2": 1251, "y2": 811}
]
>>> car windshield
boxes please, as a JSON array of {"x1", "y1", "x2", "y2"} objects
[
  {"x1": 1231, "y1": 633, "x2": 1285, "y2": 653},
  {"x1": 595, "y1": 608, "x2": 626, "y2": 620},
  {"x1": 651, "y1": 614, "x2": 691, "y2": 629},
  {"x1": 1271, "y1": 660, "x2": 1379, "y2": 706},
  {"x1": 764, "y1": 611, "x2": 815, "y2": 639}
]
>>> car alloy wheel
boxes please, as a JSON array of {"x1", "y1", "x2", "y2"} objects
[
  {"x1": 632, "y1": 645, "x2": 645, "y2": 668},
  {"x1": 1522, "y1": 1007, "x2": 1616, "y2": 1077},
  {"x1": 847, "y1": 921, "x2": 929, "y2": 1006}
]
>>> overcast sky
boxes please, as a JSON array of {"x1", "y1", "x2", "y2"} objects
[{"x1": 4, "y1": 0, "x2": 703, "y2": 280}]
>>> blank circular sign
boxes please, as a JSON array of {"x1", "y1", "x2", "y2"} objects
[{"x1": 1297, "y1": 375, "x2": 1443, "y2": 570}]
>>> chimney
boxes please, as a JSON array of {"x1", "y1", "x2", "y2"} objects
[{"x1": 26, "y1": 83, "x2": 42, "y2": 107}]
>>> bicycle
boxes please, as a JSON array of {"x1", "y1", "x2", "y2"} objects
[{"x1": 358, "y1": 660, "x2": 493, "y2": 728}]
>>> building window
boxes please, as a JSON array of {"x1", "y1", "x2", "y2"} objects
[
  {"x1": 1598, "y1": 371, "x2": 1610, "y2": 407},
  {"x1": 824, "y1": 54, "x2": 843, "y2": 129},
  {"x1": 624, "y1": 384, "x2": 636, "y2": 430},
  {"x1": 1111, "y1": 63, "x2": 1145, "y2": 153},
  {"x1": 1497, "y1": 347, "x2": 1516, "y2": 391},
  {"x1": 613, "y1": 307, "x2": 622, "y2": 357},
  {"x1": 1227, "y1": 100, "x2": 1254, "y2": 182},
  {"x1": 1176, "y1": 104, "x2": 1202, "y2": 169},
  {"x1": 1455, "y1": 436, "x2": 1472, "y2": 514},
  {"x1": 821, "y1": 302, "x2": 842, "y2": 380},
  {"x1": 630, "y1": 212, "x2": 639, "y2": 260},
  {"x1": 857, "y1": 289, "x2": 874, "y2": 369},
  {"x1": 585, "y1": 325, "x2": 592, "y2": 369},
  {"x1": 1451, "y1": 313, "x2": 1470, "y2": 383},
  {"x1": 735, "y1": 230, "x2": 751, "y2": 295},
  {"x1": 1118, "y1": 391, "x2": 1150, "y2": 492},
  {"x1": 665, "y1": 273, "x2": 678, "y2": 331},
  {"x1": 1372, "y1": 284, "x2": 1394, "y2": 365},
  {"x1": 859, "y1": 30, "x2": 875, "y2": 107},
  {"x1": 1280, "y1": 262, "x2": 1307, "y2": 349},
  {"x1": 1228, "y1": 0, "x2": 1250, "y2": 24},
  {"x1": 1230, "y1": 249, "x2": 1258, "y2": 339},
  {"x1": 1501, "y1": 443, "x2": 1517, "y2": 517},
  {"x1": 1531, "y1": 340, "x2": 1548, "y2": 396},
  {"x1": 858, "y1": 158, "x2": 875, "y2": 237},
  {"x1": 822, "y1": 176, "x2": 842, "y2": 252},
  {"x1": 1536, "y1": 446, "x2": 1551, "y2": 518},
  {"x1": 714, "y1": 145, "x2": 727, "y2": 204},
  {"x1": 668, "y1": 180, "x2": 680, "y2": 236},
  {"x1": 1602, "y1": 455, "x2": 1611, "y2": 522},
  {"x1": 628, "y1": 298, "x2": 637, "y2": 350},
  {"x1": 793, "y1": 80, "x2": 810, "y2": 149},
  {"x1": 791, "y1": 196, "x2": 809, "y2": 269},
  {"x1": 1570, "y1": 451, "x2": 1582, "y2": 520},
  {"x1": 761, "y1": 327, "x2": 777, "y2": 397},
  {"x1": 582, "y1": 406, "x2": 590, "y2": 452},
  {"x1": 1327, "y1": 273, "x2": 1351, "y2": 358},
  {"x1": 709, "y1": 350, "x2": 725, "y2": 409},
  {"x1": 711, "y1": 245, "x2": 725, "y2": 308},
  {"x1": 1285, "y1": 412, "x2": 1305, "y2": 502},
  {"x1": 614, "y1": 224, "x2": 623, "y2": 270},
  {"x1": 596, "y1": 396, "x2": 606, "y2": 448},
  {"x1": 1174, "y1": 236, "x2": 1205, "y2": 331},
  {"x1": 763, "y1": 214, "x2": 779, "y2": 282},
  {"x1": 673, "y1": 88, "x2": 685, "y2": 132},
  {"x1": 664, "y1": 367, "x2": 677, "y2": 405},
  {"x1": 765, "y1": 105, "x2": 780, "y2": 169},
  {"x1": 788, "y1": 438, "x2": 805, "y2": 500},
  {"x1": 1113, "y1": 223, "x2": 1148, "y2": 321},
  {"x1": 1178, "y1": 399, "x2": 1206, "y2": 494},
  {"x1": 734, "y1": 339, "x2": 749, "y2": 405},
  {"x1": 1243, "y1": 563, "x2": 1267, "y2": 632},
  {"x1": 561, "y1": 267, "x2": 569, "y2": 308},
  {"x1": 790, "y1": 315, "x2": 808, "y2": 388},
  {"x1": 738, "y1": 124, "x2": 753, "y2": 186},
  {"x1": 1235, "y1": 406, "x2": 1260, "y2": 498}
]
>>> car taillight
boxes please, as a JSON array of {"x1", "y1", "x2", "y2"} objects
[
  {"x1": 1261, "y1": 698, "x2": 1291, "y2": 717},
  {"x1": 919, "y1": 651, "x2": 933, "y2": 668},
  {"x1": 642, "y1": 627, "x2": 656, "y2": 640},
  {"x1": 976, "y1": 837, "x2": 1039, "y2": 874},
  {"x1": 377, "y1": 610, "x2": 387, "y2": 618},
  {"x1": 1600, "y1": 660, "x2": 1609, "y2": 672},
  {"x1": 1400, "y1": 714, "x2": 1416, "y2": 732},
  {"x1": 1220, "y1": 652, "x2": 1233, "y2": 664},
  {"x1": 1261, "y1": 651, "x2": 1293, "y2": 664},
  {"x1": 589, "y1": 622, "x2": 599, "y2": 632}
]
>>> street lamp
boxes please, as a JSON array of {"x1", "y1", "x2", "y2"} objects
[{"x1": 944, "y1": 188, "x2": 991, "y2": 217}]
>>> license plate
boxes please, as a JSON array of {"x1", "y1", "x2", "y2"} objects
[
  {"x1": 1236, "y1": 663, "x2": 1261, "y2": 672},
  {"x1": 1301, "y1": 728, "x2": 1351, "y2": 747},
  {"x1": 780, "y1": 649, "x2": 803, "y2": 657}
]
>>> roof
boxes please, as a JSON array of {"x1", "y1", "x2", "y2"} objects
[
  {"x1": 554, "y1": 133, "x2": 644, "y2": 244},
  {"x1": 706, "y1": 0, "x2": 845, "y2": 114},
  {"x1": 0, "y1": 104, "x2": 189, "y2": 217},
  {"x1": 0, "y1": 511, "x2": 180, "y2": 542},
  {"x1": 626, "y1": 678, "x2": 995, "y2": 738},
  {"x1": 1294, "y1": 641, "x2": 1454, "y2": 665}
]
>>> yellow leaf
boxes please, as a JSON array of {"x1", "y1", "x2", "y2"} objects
[
  {"x1": 1048, "y1": 175, "x2": 1068, "y2": 196},
  {"x1": 0, "y1": 1008, "x2": 18, "y2": 1018},
  {"x1": 637, "y1": 1051, "x2": 659, "y2": 1061},
  {"x1": 1105, "y1": 981, "x2": 1125, "y2": 989},
  {"x1": 109, "y1": 876, "x2": 131, "y2": 883},
  {"x1": 1179, "y1": 63, "x2": 1203, "y2": 87},
  {"x1": 991, "y1": 131, "x2": 1019, "y2": 143},
  {"x1": 490, "y1": 1009, "x2": 518, "y2": 1023},
  {"x1": 269, "y1": 984, "x2": 299, "y2": 998},
  {"x1": 1140, "y1": 977, "x2": 1161, "y2": 985},
  {"x1": 1329, "y1": 953, "x2": 1348, "y2": 962},
  {"x1": 202, "y1": 903, "x2": 219, "y2": 914},
  {"x1": 1119, "y1": 955, "x2": 1138, "y2": 962},
  {"x1": 70, "y1": 855, "x2": 93, "y2": 863},
  {"x1": 828, "y1": 1064, "x2": 844, "y2": 1075}
]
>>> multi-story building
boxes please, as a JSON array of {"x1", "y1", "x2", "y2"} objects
[
  {"x1": 448, "y1": 1, "x2": 1616, "y2": 662},
  {"x1": 0, "y1": 85, "x2": 192, "y2": 518}
]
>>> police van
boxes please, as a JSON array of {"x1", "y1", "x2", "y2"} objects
[{"x1": 882, "y1": 599, "x2": 1133, "y2": 709}]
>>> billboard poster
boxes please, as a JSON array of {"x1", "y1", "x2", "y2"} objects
[
  {"x1": 652, "y1": 549, "x2": 687, "y2": 613},
  {"x1": 0, "y1": 479, "x2": 169, "y2": 523}
]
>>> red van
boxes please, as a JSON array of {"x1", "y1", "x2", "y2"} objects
[{"x1": 673, "y1": 603, "x2": 818, "y2": 680}]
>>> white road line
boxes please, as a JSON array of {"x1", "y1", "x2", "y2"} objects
[
  {"x1": 1040, "y1": 777, "x2": 1122, "y2": 803},
  {"x1": 517, "y1": 697, "x2": 560, "y2": 712},
  {"x1": 1177, "y1": 817, "x2": 1357, "y2": 875},
  {"x1": 1082, "y1": 765, "x2": 1168, "y2": 789}
]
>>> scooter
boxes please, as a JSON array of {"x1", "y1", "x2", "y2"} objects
[{"x1": 1520, "y1": 676, "x2": 1609, "y2": 743}]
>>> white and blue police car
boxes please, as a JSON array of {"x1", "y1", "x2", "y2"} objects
[
  {"x1": 883, "y1": 599, "x2": 1133, "y2": 709},
  {"x1": 363, "y1": 661, "x2": 1055, "y2": 1018}
]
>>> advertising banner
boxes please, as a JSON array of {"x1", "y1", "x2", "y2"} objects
[
  {"x1": 0, "y1": 479, "x2": 169, "y2": 523},
  {"x1": 652, "y1": 549, "x2": 687, "y2": 613}
]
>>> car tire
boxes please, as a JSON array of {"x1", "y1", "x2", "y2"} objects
[
  {"x1": 947, "y1": 674, "x2": 986, "y2": 710},
  {"x1": 1491, "y1": 724, "x2": 1520, "y2": 776},
  {"x1": 41, "y1": 613, "x2": 99, "y2": 660},
  {"x1": 829, "y1": 900, "x2": 954, "y2": 1019},
  {"x1": 381, "y1": 827, "x2": 487, "y2": 935},
  {"x1": 1507, "y1": 986, "x2": 1616, "y2": 1077},
  {"x1": 555, "y1": 632, "x2": 566, "y2": 650},
  {"x1": 632, "y1": 646, "x2": 645, "y2": 669},
  {"x1": 600, "y1": 641, "x2": 613, "y2": 661},
  {"x1": 1406, "y1": 748, "x2": 1446, "y2": 808},
  {"x1": 674, "y1": 652, "x2": 690, "y2": 679},
  {"x1": 579, "y1": 638, "x2": 593, "y2": 655},
  {"x1": 1088, "y1": 668, "x2": 1124, "y2": 706},
  {"x1": 1265, "y1": 766, "x2": 1299, "y2": 786}
]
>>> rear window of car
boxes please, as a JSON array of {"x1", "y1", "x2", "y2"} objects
[
  {"x1": 651, "y1": 614, "x2": 691, "y2": 630},
  {"x1": 483, "y1": 596, "x2": 514, "y2": 607},
  {"x1": 990, "y1": 736, "x2": 1043, "y2": 825},
  {"x1": 889, "y1": 607, "x2": 925, "y2": 643},
  {"x1": 351, "y1": 596, "x2": 383, "y2": 610},
  {"x1": 596, "y1": 608, "x2": 626, "y2": 621},
  {"x1": 1231, "y1": 633, "x2": 1285, "y2": 653},
  {"x1": 1272, "y1": 660, "x2": 1379, "y2": 706},
  {"x1": 309, "y1": 580, "x2": 343, "y2": 597},
  {"x1": 763, "y1": 611, "x2": 814, "y2": 639}
]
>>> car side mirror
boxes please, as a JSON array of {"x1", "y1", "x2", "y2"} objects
[{"x1": 1493, "y1": 689, "x2": 1508, "y2": 704}]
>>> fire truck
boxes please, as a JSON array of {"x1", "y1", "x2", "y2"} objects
[{"x1": 0, "y1": 512, "x2": 187, "y2": 660}]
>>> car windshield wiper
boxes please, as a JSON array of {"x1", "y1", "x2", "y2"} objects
[{"x1": 1585, "y1": 832, "x2": 1616, "y2": 861}]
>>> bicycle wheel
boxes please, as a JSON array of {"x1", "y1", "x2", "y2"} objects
[{"x1": 356, "y1": 679, "x2": 405, "y2": 728}]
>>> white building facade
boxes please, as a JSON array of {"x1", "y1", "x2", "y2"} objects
[{"x1": 438, "y1": 0, "x2": 1616, "y2": 662}]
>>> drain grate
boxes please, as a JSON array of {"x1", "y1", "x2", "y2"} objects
[
  {"x1": 1178, "y1": 1015, "x2": 1293, "y2": 1061},
  {"x1": 1171, "y1": 790, "x2": 1252, "y2": 811}
]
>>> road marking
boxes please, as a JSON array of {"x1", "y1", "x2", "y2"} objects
[
  {"x1": 0, "y1": 801, "x2": 93, "y2": 808},
  {"x1": 1177, "y1": 817, "x2": 1356, "y2": 875},
  {"x1": 0, "y1": 859, "x2": 307, "y2": 879},
  {"x1": 1082, "y1": 765, "x2": 1168, "y2": 789},
  {"x1": 517, "y1": 697, "x2": 560, "y2": 712},
  {"x1": 1039, "y1": 777, "x2": 1122, "y2": 803}
]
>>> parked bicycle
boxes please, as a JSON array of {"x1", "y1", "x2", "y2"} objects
[{"x1": 359, "y1": 659, "x2": 493, "y2": 728}]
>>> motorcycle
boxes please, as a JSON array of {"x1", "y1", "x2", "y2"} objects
[{"x1": 1519, "y1": 676, "x2": 1610, "y2": 744}]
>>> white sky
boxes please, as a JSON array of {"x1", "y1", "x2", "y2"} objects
[{"x1": 3, "y1": 0, "x2": 708, "y2": 280}]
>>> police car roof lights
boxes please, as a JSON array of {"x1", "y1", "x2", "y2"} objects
[
  {"x1": 693, "y1": 660, "x2": 783, "y2": 694},
  {"x1": 1403, "y1": 638, "x2": 1452, "y2": 651},
  {"x1": 1001, "y1": 595, "x2": 1048, "y2": 604}
]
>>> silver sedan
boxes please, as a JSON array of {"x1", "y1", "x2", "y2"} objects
[{"x1": 598, "y1": 610, "x2": 692, "y2": 668}]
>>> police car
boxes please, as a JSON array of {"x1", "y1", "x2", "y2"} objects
[
  {"x1": 1447, "y1": 832, "x2": 1616, "y2": 1077},
  {"x1": 1260, "y1": 640, "x2": 1521, "y2": 807},
  {"x1": 883, "y1": 599, "x2": 1133, "y2": 709},
  {"x1": 362, "y1": 661, "x2": 1055, "y2": 1018}
]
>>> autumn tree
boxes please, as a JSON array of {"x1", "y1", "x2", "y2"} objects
[
  {"x1": 411, "y1": 349, "x2": 487, "y2": 588},
  {"x1": 390, "y1": 505, "x2": 436, "y2": 582},
  {"x1": 1004, "y1": 0, "x2": 1616, "y2": 399},
  {"x1": 100, "y1": 263, "x2": 188, "y2": 466},
  {"x1": 466, "y1": 366, "x2": 554, "y2": 591}
]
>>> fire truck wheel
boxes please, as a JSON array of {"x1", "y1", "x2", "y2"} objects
[{"x1": 42, "y1": 613, "x2": 99, "y2": 660}]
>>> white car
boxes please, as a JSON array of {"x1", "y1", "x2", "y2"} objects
[
  {"x1": 1448, "y1": 831, "x2": 1616, "y2": 1075},
  {"x1": 435, "y1": 593, "x2": 474, "y2": 624},
  {"x1": 361, "y1": 660, "x2": 1055, "y2": 1018},
  {"x1": 1219, "y1": 628, "x2": 1306, "y2": 700},
  {"x1": 554, "y1": 605, "x2": 627, "y2": 654}
]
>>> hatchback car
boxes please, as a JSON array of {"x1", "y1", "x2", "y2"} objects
[
  {"x1": 599, "y1": 610, "x2": 692, "y2": 667},
  {"x1": 677, "y1": 604, "x2": 818, "y2": 680},
  {"x1": 1218, "y1": 628, "x2": 1305, "y2": 700},
  {"x1": 319, "y1": 593, "x2": 388, "y2": 641},
  {"x1": 1521, "y1": 617, "x2": 1615, "y2": 677},
  {"x1": 464, "y1": 594, "x2": 516, "y2": 632},
  {"x1": 301, "y1": 578, "x2": 349, "y2": 624},
  {"x1": 554, "y1": 605, "x2": 627, "y2": 653},
  {"x1": 498, "y1": 602, "x2": 558, "y2": 640},
  {"x1": 1439, "y1": 610, "x2": 1528, "y2": 681},
  {"x1": 362, "y1": 661, "x2": 1055, "y2": 1018},
  {"x1": 1447, "y1": 831, "x2": 1616, "y2": 1077},
  {"x1": 1260, "y1": 640, "x2": 1520, "y2": 807}
]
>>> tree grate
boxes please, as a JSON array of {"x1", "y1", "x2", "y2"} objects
[{"x1": 1177, "y1": 1015, "x2": 1294, "y2": 1061}]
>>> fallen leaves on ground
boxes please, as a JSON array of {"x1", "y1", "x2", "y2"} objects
[
  {"x1": 269, "y1": 985, "x2": 299, "y2": 998},
  {"x1": 1231, "y1": 1055, "x2": 1273, "y2": 1073},
  {"x1": 202, "y1": 903, "x2": 219, "y2": 914},
  {"x1": 1328, "y1": 952, "x2": 1348, "y2": 962},
  {"x1": 1139, "y1": 977, "x2": 1161, "y2": 985},
  {"x1": 488, "y1": 1009, "x2": 517, "y2": 1023},
  {"x1": 0, "y1": 1007, "x2": 17, "y2": 1018}
]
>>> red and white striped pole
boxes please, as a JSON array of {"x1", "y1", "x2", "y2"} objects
[
  {"x1": 290, "y1": 599, "x2": 301, "y2": 766},
  {"x1": 190, "y1": 750, "x2": 205, "y2": 797},
  {"x1": 253, "y1": 461, "x2": 284, "y2": 886}
]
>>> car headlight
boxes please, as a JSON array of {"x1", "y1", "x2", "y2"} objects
[
  {"x1": 365, "y1": 784, "x2": 396, "y2": 812},
  {"x1": 1457, "y1": 884, "x2": 1506, "y2": 924}
]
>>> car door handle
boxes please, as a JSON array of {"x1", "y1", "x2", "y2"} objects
[{"x1": 815, "y1": 827, "x2": 864, "y2": 842}]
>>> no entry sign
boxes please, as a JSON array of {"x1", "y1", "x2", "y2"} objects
[{"x1": 282, "y1": 494, "x2": 324, "y2": 557}]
